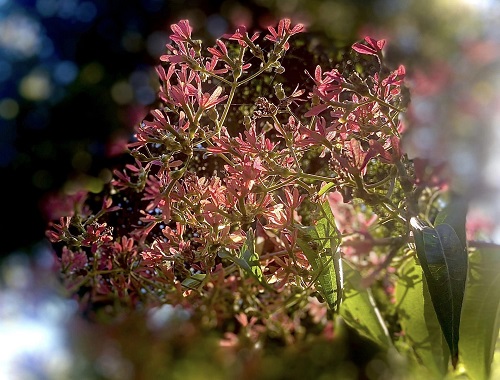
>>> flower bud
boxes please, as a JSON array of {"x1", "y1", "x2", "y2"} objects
[
  {"x1": 274, "y1": 83, "x2": 286, "y2": 100},
  {"x1": 233, "y1": 66, "x2": 242, "y2": 80},
  {"x1": 274, "y1": 65, "x2": 285, "y2": 74},
  {"x1": 170, "y1": 166, "x2": 186, "y2": 180},
  {"x1": 244, "y1": 115, "x2": 252, "y2": 129},
  {"x1": 207, "y1": 107, "x2": 219, "y2": 122},
  {"x1": 192, "y1": 39, "x2": 202, "y2": 55},
  {"x1": 251, "y1": 45, "x2": 264, "y2": 60}
]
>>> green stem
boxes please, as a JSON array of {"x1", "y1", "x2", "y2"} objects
[
  {"x1": 218, "y1": 82, "x2": 238, "y2": 131},
  {"x1": 295, "y1": 172, "x2": 337, "y2": 183},
  {"x1": 261, "y1": 176, "x2": 297, "y2": 193}
]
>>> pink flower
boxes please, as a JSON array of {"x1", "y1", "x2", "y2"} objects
[
  {"x1": 265, "y1": 187, "x2": 305, "y2": 230},
  {"x1": 159, "y1": 43, "x2": 195, "y2": 63},
  {"x1": 207, "y1": 39, "x2": 229, "y2": 58},
  {"x1": 352, "y1": 36, "x2": 386, "y2": 56},
  {"x1": 306, "y1": 66, "x2": 344, "y2": 101},
  {"x1": 102, "y1": 196, "x2": 121, "y2": 213},
  {"x1": 368, "y1": 136, "x2": 402, "y2": 164},
  {"x1": 298, "y1": 117, "x2": 336, "y2": 151},
  {"x1": 41, "y1": 190, "x2": 88, "y2": 221},
  {"x1": 46, "y1": 216, "x2": 71, "y2": 243},
  {"x1": 304, "y1": 66, "x2": 345, "y2": 118},
  {"x1": 140, "y1": 249, "x2": 167, "y2": 267},
  {"x1": 157, "y1": 65, "x2": 198, "y2": 108},
  {"x1": 44, "y1": 17, "x2": 418, "y2": 327},
  {"x1": 225, "y1": 155, "x2": 268, "y2": 197},
  {"x1": 61, "y1": 247, "x2": 88, "y2": 273},
  {"x1": 265, "y1": 18, "x2": 305, "y2": 50},
  {"x1": 204, "y1": 55, "x2": 229, "y2": 75},
  {"x1": 82, "y1": 222, "x2": 113, "y2": 254},
  {"x1": 196, "y1": 86, "x2": 228, "y2": 110},
  {"x1": 169, "y1": 19, "x2": 193, "y2": 43},
  {"x1": 382, "y1": 64, "x2": 406, "y2": 87},
  {"x1": 345, "y1": 138, "x2": 376, "y2": 175},
  {"x1": 265, "y1": 205, "x2": 289, "y2": 230},
  {"x1": 234, "y1": 124, "x2": 278, "y2": 155},
  {"x1": 112, "y1": 158, "x2": 152, "y2": 190},
  {"x1": 223, "y1": 25, "x2": 260, "y2": 47}
]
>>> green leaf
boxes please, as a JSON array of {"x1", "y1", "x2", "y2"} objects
[
  {"x1": 411, "y1": 217, "x2": 468, "y2": 367},
  {"x1": 218, "y1": 229, "x2": 272, "y2": 290},
  {"x1": 318, "y1": 182, "x2": 335, "y2": 197},
  {"x1": 296, "y1": 201, "x2": 342, "y2": 311},
  {"x1": 460, "y1": 246, "x2": 500, "y2": 380},
  {"x1": 181, "y1": 273, "x2": 206, "y2": 290},
  {"x1": 340, "y1": 260, "x2": 392, "y2": 349},
  {"x1": 316, "y1": 200, "x2": 341, "y2": 249},
  {"x1": 434, "y1": 191, "x2": 469, "y2": 249},
  {"x1": 396, "y1": 257, "x2": 449, "y2": 377},
  {"x1": 297, "y1": 237, "x2": 342, "y2": 311},
  {"x1": 240, "y1": 228, "x2": 263, "y2": 281}
]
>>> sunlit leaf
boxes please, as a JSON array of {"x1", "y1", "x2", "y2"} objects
[
  {"x1": 218, "y1": 229, "x2": 271, "y2": 290},
  {"x1": 297, "y1": 237, "x2": 341, "y2": 311},
  {"x1": 340, "y1": 260, "x2": 392, "y2": 349},
  {"x1": 316, "y1": 200, "x2": 341, "y2": 249},
  {"x1": 297, "y1": 201, "x2": 342, "y2": 311},
  {"x1": 240, "y1": 228, "x2": 263, "y2": 281},
  {"x1": 396, "y1": 257, "x2": 449, "y2": 377},
  {"x1": 181, "y1": 273, "x2": 206, "y2": 290},
  {"x1": 460, "y1": 246, "x2": 500, "y2": 380},
  {"x1": 318, "y1": 182, "x2": 335, "y2": 197}
]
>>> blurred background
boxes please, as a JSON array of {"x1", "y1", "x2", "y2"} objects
[{"x1": 0, "y1": 0, "x2": 499, "y2": 378}]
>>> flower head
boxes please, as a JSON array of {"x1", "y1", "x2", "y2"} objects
[
  {"x1": 352, "y1": 36, "x2": 386, "y2": 56},
  {"x1": 265, "y1": 18, "x2": 305, "y2": 50},
  {"x1": 169, "y1": 19, "x2": 193, "y2": 44}
]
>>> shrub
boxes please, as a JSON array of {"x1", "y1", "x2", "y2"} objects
[{"x1": 46, "y1": 18, "x2": 500, "y2": 379}]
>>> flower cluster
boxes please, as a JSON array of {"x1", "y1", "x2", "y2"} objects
[{"x1": 47, "y1": 18, "x2": 420, "y2": 345}]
